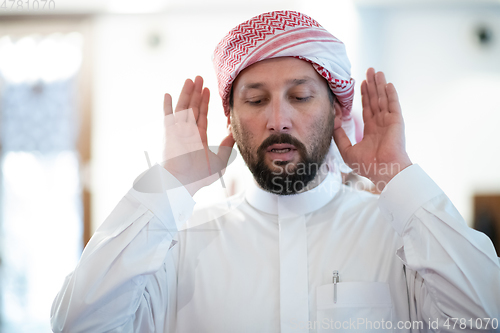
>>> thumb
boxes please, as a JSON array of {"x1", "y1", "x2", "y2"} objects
[
  {"x1": 332, "y1": 126, "x2": 352, "y2": 161},
  {"x1": 216, "y1": 130, "x2": 236, "y2": 168}
]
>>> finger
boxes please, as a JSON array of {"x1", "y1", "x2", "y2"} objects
[
  {"x1": 386, "y1": 83, "x2": 401, "y2": 114},
  {"x1": 186, "y1": 107, "x2": 196, "y2": 124},
  {"x1": 360, "y1": 80, "x2": 373, "y2": 122},
  {"x1": 175, "y1": 79, "x2": 194, "y2": 112},
  {"x1": 197, "y1": 88, "x2": 210, "y2": 144},
  {"x1": 163, "y1": 93, "x2": 173, "y2": 116},
  {"x1": 163, "y1": 93, "x2": 175, "y2": 126},
  {"x1": 217, "y1": 132, "x2": 236, "y2": 167},
  {"x1": 332, "y1": 126, "x2": 353, "y2": 160},
  {"x1": 189, "y1": 76, "x2": 204, "y2": 120},
  {"x1": 366, "y1": 68, "x2": 380, "y2": 113},
  {"x1": 375, "y1": 71, "x2": 388, "y2": 112}
]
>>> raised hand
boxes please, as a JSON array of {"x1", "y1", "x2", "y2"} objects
[
  {"x1": 333, "y1": 68, "x2": 412, "y2": 190},
  {"x1": 161, "y1": 76, "x2": 235, "y2": 196}
]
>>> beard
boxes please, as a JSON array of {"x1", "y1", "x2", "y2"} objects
[{"x1": 232, "y1": 111, "x2": 335, "y2": 195}]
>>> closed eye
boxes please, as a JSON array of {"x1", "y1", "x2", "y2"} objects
[
  {"x1": 293, "y1": 96, "x2": 312, "y2": 102},
  {"x1": 246, "y1": 97, "x2": 268, "y2": 105}
]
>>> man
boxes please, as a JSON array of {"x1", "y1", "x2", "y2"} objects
[{"x1": 51, "y1": 10, "x2": 500, "y2": 333}]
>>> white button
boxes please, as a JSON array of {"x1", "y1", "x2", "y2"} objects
[{"x1": 178, "y1": 213, "x2": 185, "y2": 222}]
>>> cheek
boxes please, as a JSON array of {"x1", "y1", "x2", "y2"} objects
[
  {"x1": 232, "y1": 119, "x2": 256, "y2": 151},
  {"x1": 233, "y1": 115, "x2": 262, "y2": 142},
  {"x1": 304, "y1": 111, "x2": 334, "y2": 146}
]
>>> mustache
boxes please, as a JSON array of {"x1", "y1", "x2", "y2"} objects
[{"x1": 257, "y1": 133, "x2": 307, "y2": 156}]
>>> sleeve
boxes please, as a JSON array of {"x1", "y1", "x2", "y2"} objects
[
  {"x1": 50, "y1": 164, "x2": 195, "y2": 333},
  {"x1": 378, "y1": 164, "x2": 500, "y2": 331}
]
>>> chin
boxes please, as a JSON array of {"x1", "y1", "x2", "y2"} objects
[{"x1": 268, "y1": 158, "x2": 297, "y2": 169}]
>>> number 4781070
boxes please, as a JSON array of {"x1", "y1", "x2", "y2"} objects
[
  {"x1": 443, "y1": 317, "x2": 499, "y2": 330},
  {"x1": 1, "y1": 0, "x2": 56, "y2": 10}
]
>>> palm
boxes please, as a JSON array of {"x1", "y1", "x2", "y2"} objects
[
  {"x1": 333, "y1": 68, "x2": 411, "y2": 188},
  {"x1": 162, "y1": 76, "x2": 235, "y2": 196}
]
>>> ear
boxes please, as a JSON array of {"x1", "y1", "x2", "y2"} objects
[{"x1": 333, "y1": 99, "x2": 343, "y2": 130}]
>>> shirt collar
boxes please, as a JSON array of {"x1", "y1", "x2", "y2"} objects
[{"x1": 245, "y1": 172, "x2": 341, "y2": 218}]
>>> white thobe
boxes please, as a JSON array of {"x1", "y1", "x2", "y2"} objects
[{"x1": 50, "y1": 164, "x2": 500, "y2": 333}]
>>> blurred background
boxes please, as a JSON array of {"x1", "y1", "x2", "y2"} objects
[{"x1": 0, "y1": 0, "x2": 499, "y2": 331}]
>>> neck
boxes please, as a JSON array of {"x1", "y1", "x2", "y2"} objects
[{"x1": 299, "y1": 162, "x2": 329, "y2": 193}]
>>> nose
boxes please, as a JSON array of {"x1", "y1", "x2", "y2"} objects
[{"x1": 266, "y1": 97, "x2": 292, "y2": 133}]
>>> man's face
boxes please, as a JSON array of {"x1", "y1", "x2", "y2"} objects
[{"x1": 230, "y1": 57, "x2": 335, "y2": 195}]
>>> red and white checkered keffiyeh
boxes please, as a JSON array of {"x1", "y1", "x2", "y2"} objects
[{"x1": 213, "y1": 10, "x2": 356, "y2": 175}]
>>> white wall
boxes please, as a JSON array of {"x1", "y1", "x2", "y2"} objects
[{"x1": 357, "y1": 4, "x2": 500, "y2": 224}]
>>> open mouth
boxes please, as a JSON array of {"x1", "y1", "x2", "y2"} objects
[
  {"x1": 266, "y1": 144, "x2": 296, "y2": 153},
  {"x1": 270, "y1": 148, "x2": 292, "y2": 153}
]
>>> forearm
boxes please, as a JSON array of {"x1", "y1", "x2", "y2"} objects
[
  {"x1": 379, "y1": 165, "x2": 500, "y2": 326},
  {"x1": 404, "y1": 196, "x2": 499, "y2": 317},
  {"x1": 51, "y1": 165, "x2": 195, "y2": 332}
]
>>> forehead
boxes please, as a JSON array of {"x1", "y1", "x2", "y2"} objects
[{"x1": 232, "y1": 57, "x2": 324, "y2": 90}]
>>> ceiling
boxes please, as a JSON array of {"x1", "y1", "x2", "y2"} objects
[{"x1": 0, "y1": 0, "x2": 498, "y2": 15}]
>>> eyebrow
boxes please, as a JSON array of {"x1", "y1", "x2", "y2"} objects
[
  {"x1": 241, "y1": 77, "x2": 315, "y2": 91},
  {"x1": 287, "y1": 78, "x2": 310, "y2": 86},
  {"x1": 242, "y1": 82, "x2": 265, "y2": 90}
]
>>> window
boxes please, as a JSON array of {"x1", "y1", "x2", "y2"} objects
[{"x1": 0, "y1": 29, "x2": 89, "y2": 333}]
